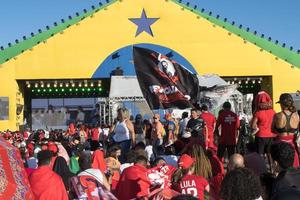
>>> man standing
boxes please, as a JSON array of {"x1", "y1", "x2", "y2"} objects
[
  {"x1": 215, "y1": 102, "x2": 240, "y2": 160},
  {"x1": 151, "y1": 114, "x2": 165, "y2": 156},
  {"x1": 29, "y1": 150, "x2": 68, "y2": 200},
  {"x1": 186, "y1": 109, "x2": 207, "y2": 148},
  {"x1": 200, "y1": 104, "x2": 216, "y2": 150}
]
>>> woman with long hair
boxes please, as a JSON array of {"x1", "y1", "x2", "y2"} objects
[
  {"x1": 272, "y1": 93, "x2": 300, "y2": 167},
  {"x1": 190, "y1": 145, "x2": 212, "y2": 180},
  {"x1": 172, "y1": 154, "x2": 209, "y2": 200},
  {"x1": 250, "y1": 91, "x2": 276, "y2": 168}
]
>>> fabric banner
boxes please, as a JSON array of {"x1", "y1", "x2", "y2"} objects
[
  {"x1": 133, "y1": 47, "x2": 199, "y2": 109},
  {"x1": 199, "y1": 84, "x2": 238, "y2": 111}
]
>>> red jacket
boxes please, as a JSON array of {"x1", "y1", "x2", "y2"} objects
[
  {"x1": 116, "y1": 164, "x2": 151, "y2": 200},
  {"x1": 29, "y1": 165, "x2": 68, "y2": 200}
]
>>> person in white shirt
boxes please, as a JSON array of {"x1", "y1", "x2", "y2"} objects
[{"x1": 179, "y1": 112, "x2": 189, "y2": 137}]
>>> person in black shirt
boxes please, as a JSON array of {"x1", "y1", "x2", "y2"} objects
[
  {"x1": 271, "y1": 142, "x2": 300, "y2": 198},
  {"x1": 186, "y1": 109, "x2": 207, "y2": 146}
]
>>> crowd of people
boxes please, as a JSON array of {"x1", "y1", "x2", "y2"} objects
[{"x1": 1, "y1": 91, "x2": 300, "y2": 200}]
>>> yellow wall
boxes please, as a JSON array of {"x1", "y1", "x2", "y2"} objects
[
  {"x1": 0, "y1": 60, "x2": 23, "y2": 130},
  {"x1": 0, "y1": 0, "x2": 299, "y2": 130}
]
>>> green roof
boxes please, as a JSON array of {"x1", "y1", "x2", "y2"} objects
[
  {"x1": 171, "y1": 0, "x2": 300, "y2": 68},
  {"x1": 1, "y1": 0, "x2": 299, "y2": 68}
]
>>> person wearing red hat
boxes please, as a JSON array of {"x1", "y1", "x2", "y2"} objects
[
  {"x1": 172, "y1": 154, "x2": 209, "y2": 200},
  {"x1": 250, "y1": 91, "x2": 276, "y2": 167}
]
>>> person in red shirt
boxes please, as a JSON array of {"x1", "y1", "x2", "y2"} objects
[
  {"x1": 215, "y1": 102, "x2": 240, "y2": 160},
  {"x1": 115, "y1": 155, "x2": 151, "y2": 200},
  {"x1": 172, "y1": 154, "x2": 209, "y2": 200},
  {"x1": 200, "y1": 104, "x2": 217, "y2": 151},
  {"x1": 250, "y1": 91, "x2": 276, "y2": 166},
  {"x1": 29, "y1": 150, "x2": 68, "y2": 200}
]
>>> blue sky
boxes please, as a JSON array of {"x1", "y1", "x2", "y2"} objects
[{"x1": 0, "y1": 0, "x2": 300, "y2": 50}]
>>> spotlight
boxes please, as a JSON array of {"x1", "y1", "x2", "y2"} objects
[
  {"x1": 35, "y1": 83, "x2": 38, "y2": 88},
  {"x1": 40, "y1": 83, "x2": 44, "y2": 88},
  {"x1": 97, "y1": 80, "x2": 102, "y2": 87},
  {"x1": 90, "y1": 83, "x2": 94, "y2": 87},
  {"x1": 46, "y1": 83, "x2": 50, "y2": 88},
  {"x1": 66, "y1": 83, "x2": 69, "y2": 87},
  {"x1": 26, "y1": 81, "x2": 31, "y2": 88},
  {"x1": 79, "y1": 83, "x2": 82, "y2": 87},
  {"x1": 71, "y1": 83, "x2": 75, "y2": 87},
  {"x1": 54, "y1": 83, "x2": 57, "y2": 88},
  {"x1": 59, "y1": 83, "x2": 63, "y2": 87},
  {"x1": 238, "y1": 80, "x2": 241, "y2": 84},
  {"x1": 84, "y1": 83, "x2": 88, "y2": 87},
  {"x1": 252, "y1": 80, "x2": 256, "y2": 84}
]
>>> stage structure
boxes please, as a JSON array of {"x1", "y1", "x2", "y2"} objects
[{"x1": 0, "y1": 0, "x2": 300, "y2": 130}]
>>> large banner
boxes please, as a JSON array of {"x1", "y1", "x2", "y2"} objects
[
  {"x1": 199, "y1": 84, "x2": 238, "y2": 111},
  {"x1": 133, "y1": 47, "x2": 199, "y2": 109}
]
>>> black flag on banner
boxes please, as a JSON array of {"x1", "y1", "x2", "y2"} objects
[{"x1": 133, "y1": 46, "x2": 199, "y2": 109}]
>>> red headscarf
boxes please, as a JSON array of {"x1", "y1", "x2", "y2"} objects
[
  {"x1": 92, "y1": 150, "x2": 107, "y2": 173},
  {"x1": 255, "y1": 91, "x2": 273, "y2": 110}
]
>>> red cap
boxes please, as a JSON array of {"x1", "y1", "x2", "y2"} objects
[
  {"x1": 48, "y1": 144, "x2": 58, "y2": 154},
  {"x1": 178, "y1": 154, "x2": 195, "y2": 169}
]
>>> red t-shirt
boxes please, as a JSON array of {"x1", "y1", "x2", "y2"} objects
[
  {"x1": 116, "y1": 164, "x2": 151, "y2": 200},
  {"x1": 201, "y1": 112, "x2": 216, "y2": 148},
  {"x1": 174, "y1": 174, "x2": 208, "y2": 200},
  {"x1": 216, "y1": 110, "x2": 240, "y2": 145},
  {"x1": 254, "y1": 109, "x2": 276, "y2": 138}
]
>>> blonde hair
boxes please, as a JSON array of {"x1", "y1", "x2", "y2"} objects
[
  {"x1": 191, "y1": 145, "x2": 212, "y2": 179},
  {"x1": 117, "y1": 108, "x2": 130, "y2": 121}
]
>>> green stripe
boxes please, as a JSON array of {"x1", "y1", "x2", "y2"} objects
[{"x1": 170, "y1": 0, "x2": 300, "y2": 68}]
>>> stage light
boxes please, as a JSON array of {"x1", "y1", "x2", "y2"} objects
[
  {"x1": 47, "y1": 83, "x2": 50, "y2": 88},
  {"x1": 82, "y1": 88, "x2": 85, "y2": 92},
  {"x1": 61, "y1": 89, "x2": 65, "y2": 92},
  {"x1": 79, "y1": 83, "x2": 82, "y2": 87},
  {"x1": 66, "y1": 83, "x2": 69, "y2": 87},
  {"x1": 238, "y1": 80, "x2": 241, "y2": 84},
  {"x1": 69, "y1": 88, "x2": 73, "y2": 92},
  {"x1": 49, "y1": 89, "x2": 52, "y2": 92},
  {"x1": 41, "y1": 83, "x2": 44, "y2": 88},
  {"x1": 90, "y1": 83, "x2": 94, "y2": 87},
  {"x1": 98, "y1": 88, "x2": 102, "y2": 92},
  {"x1": 252, "y1": 80, "x2": 256, "y2": 84},
  {"x1": 55, "y1": 89, "x2": 58, "y2": 92},
  {"x1": 84, "y1": 83, "x2": 88, "y2": 87},
  {"x1": 54, "y1": 81, "x2": 57, "y2": 88},
  {"x1": 97, "y1": 80, "x2": 102, "y2": 87},
  {"x1": 26, "y1": 81, "x2": 31, "y2": 88},
  {"x1": 37, "y1": 89, "x2": 41, "y2": 92},
  {"x1": 35, "y1": 83, "x2": 38, "y2": 88},
  {"x1": 75, "y1": 88, "x2": 78, "y2": 92},
  {"x1": 43, "y1": 89, "x2": 46, "y2": 92},
  {"x1": 71, "y1": 83, "x2": 75, "y2": 87},
  {"x1": 59, "y1": 83, "x2": 63, "y2": 87},
  {"x1": 87, "y1": 88, "x2": 91, "y2": 92}
]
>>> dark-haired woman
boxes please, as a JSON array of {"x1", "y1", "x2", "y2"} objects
[
  {"x1": 172, "y1": 154, "x2": 209, "y2": 200},
  {"x1": 272, "y1": 93, "x2": 300, "y2": 167}
]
